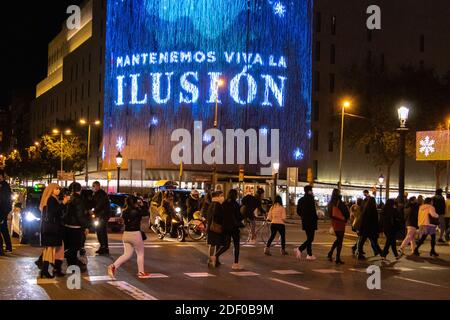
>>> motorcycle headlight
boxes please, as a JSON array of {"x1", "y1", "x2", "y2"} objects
[
  {"x1": 12, "y1": 194, "x2": 18, "y2": 202},
  {"x1": 172, "y1": 218, "x2": 178, "y2": 223},
  {"x1": 94, "y1": 220, "x2": 100, "y2": 227},
  {"x1": 117, "y1": 207, "x2": 122, "y2": 215},
  {"x1": 175, "y1": 207, "x2": 181, "y2": 213},
  {"x1": 25, "y1": 211, "x2": 40, "y2": 222}
]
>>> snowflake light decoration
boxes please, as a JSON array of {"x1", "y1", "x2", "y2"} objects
[
  {"x1": 419, "y1": 136, "x2": 435, "y2": 157},
  {"x1": 150, "y1": 117, "x2": 159, "y2": 126},
  {"x1": 307, "y1": 129, "x2": 312, "y2": 140},
  {"x1": 273, "y1": 1, "x2": 286, "y2": 17},
  {"x1": 102, "y1": 145, "x2": 106, "y2": 160},
  {"x1": 260, "y1": 127, "x2": 269, "y2": 136},
  {"x1": 293, "y1": 148, "x2": 304, "y2": 161},
  {"x1": 203, "y1": 134, "x2": 212, "y2": 143},
  {"x1": 116, "y1": 136, "x2": 125, "y2": 152}
]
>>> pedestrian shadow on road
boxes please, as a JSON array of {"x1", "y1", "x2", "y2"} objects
[{"x1": 405, "y1": 255, "x2": 450, "y2": 267}]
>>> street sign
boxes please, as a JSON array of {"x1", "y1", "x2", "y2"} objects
[
  {"x1": 287, "y1": 167, "x2": 298, "y2": 187},
  {"x1": 416, "y1": 131, "x2": 450, "y2": 161}
]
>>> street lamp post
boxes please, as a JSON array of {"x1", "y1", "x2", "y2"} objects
[
  {"x1": 378, "y1": 174, "x2": 385, "y2": 205},
  {"x1": 338, "y1": 100, "x2": 351, "y2": 189},
  {"x1": 212, "y1": 79, "x2": 224, "y2": 190},
  {"x1": 272, "y1": 162, "x2": 280, "y2": 201},
  {"x1": 397, "y1": 106, "x2": 410, "y2": 205},
  {"x1": 116, "y1": 152, "x2": 123, "y2": 193},
  {"x1": 52, "y1": 129, "x2": 72, "y2": 177},
  {"x1": 80, "y1": 119, "x2": 101, "y2": 186}
]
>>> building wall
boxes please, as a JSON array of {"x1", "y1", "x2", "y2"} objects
[
  {"x1": 312, "y1": 0, "x2": 450, "y2": 191},
  {"x1": 31, "y1": 0, "x2": 107, "y2": 172}
]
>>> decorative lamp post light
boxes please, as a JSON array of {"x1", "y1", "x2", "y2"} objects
[
  {"x1": 378, "y1": 174, "x2": 385, "y2": 205},
  {"x1": 116, "y1": 152, "x2": 123, "y2": 193},
  {"x1": 397, "y1": 106, "x2": 410, "y2": 205}
]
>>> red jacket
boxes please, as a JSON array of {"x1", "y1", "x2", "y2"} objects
[{"x1": 331, "y1": 205, "x2": 347, "y2": 232}]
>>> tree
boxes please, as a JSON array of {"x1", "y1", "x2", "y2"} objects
[{"x1": 341, "y1": 64, "x2": 450, "y2": 196}]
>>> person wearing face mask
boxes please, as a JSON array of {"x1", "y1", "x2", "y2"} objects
[
  {"x1": 295, "y1": 186, "x2": 318, "y2": 261},
  {"x1": 206, "y1": 191, "x2": 227, "y2": 268}
]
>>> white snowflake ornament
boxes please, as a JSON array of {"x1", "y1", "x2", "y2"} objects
[{"x1": 419, "y1": 136, "x2": 435, "y2": 157}]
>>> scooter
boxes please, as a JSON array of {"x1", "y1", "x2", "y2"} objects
[{"x1": 152, "y1": 207, "x2": 185, "y2": 242}]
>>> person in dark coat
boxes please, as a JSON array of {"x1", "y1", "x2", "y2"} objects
[
  {"x1": 0, "y1": 171, "x2": 12, "y2": 255},
  {"x1": 39, "y1": 184, "x2": 69, "y2": 278},
  {"x1": 206, "y1": 191, "x2": 227, "y2": 268},
  {"x1": 91, "y1": 181, "x2": 111, "y2": 255},
  {"x1": 64, "y1": 183, "x2": 90, "y2": 272},
  {"x1": 296, "y1": 185, "x2": 318, "y2": 261},
  {"x1": 357, "y1": 197, "x2": 382, "y2": 260},
  {"x1": 399, "y1": 197, "x2": 419, "y2": 256},
  {"x1": 222, "y1": 189, "x2": 244, "y2": 270},
  {"x1": 433, "y1": 188, "x2": 446, "y2": 242},
  {"x1": 380, "y1": 199, "x2": 400, "y2": 259},
  {"x1": 186, "y1": 190, "x2": 201, "y2": 221},
  {"x1": 327, "y1": 189, "x2": 349, "y2": 264}
]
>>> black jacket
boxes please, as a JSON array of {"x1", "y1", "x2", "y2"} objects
[
  {"x1": 64, "y1": 193, "x2": 89, "y2": 228},
  {"x1": 360, "y1": 203, "x2": 380, "y2": 237},
  {"x1": 433, "y1": 195, "x2": 446, "y2": 216},
  {"x1": 222, "y1": 199, "x2": 243, "y2": 233},
  {"x1": 186, "y1": 196, "x2": 200, "y2": 219},
  {"x1": 0, "y1": 180, "x2": 12, "y2": 218},
  {"x1": 404, "y1": 203, "x2": 419, "y2": 228},
  {"x1": 381, "y1": 206, "x2": 399, "y2": 234},
  {"x1": 122, "y1": 207, "x2": 149, "y2": 232},
  {"x1": 207, "y1": 201, "x2": 227, "y2": 246},
  {"x1": 41, "y1": 196, "x2": 64, "y2": 247},
  {"x1": 297, "y1": 195, "x2": 318, "y2": 231},
  {"x1": 92, "y1": 189, "x2": 111, "y2": 219}
]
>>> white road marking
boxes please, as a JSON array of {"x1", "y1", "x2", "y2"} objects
[
  {"x1": 348, "y1": 268, "x2": 367, "y2": 273},
  {"x1": 420, "y1": 266, "x2": 448, "y2": 271},
  {"x1": 384, "y1": 267, "x2": 414, "y2": 272},
  {"x1": 108, "y1": 281, "x2": 159, "y2": 300},
  {"x1": 84, "y1": 276, "x2": 116, "y2": 282},
  {"x1": 230, "y1": 272, "x2": 260, "y2": 277},
  {"x1": 269, "y1": 278, "x2": 310, "y2": 290},
  {"x1": 242, "y1": 245, "x2": 256, "y2": 248},
  {"x1": 27, "y1": 279, "x2": 58, "y2": 285},
  {"x1": 185, "y1": 273, "x2": 216, "y2": 278},
  {"x1": 272, "y1": 270, "x2": 303, "y2": 275},
  {"x1": 313, "y1": 269, "x2": 344, "y2": 274},
  {"x1": 147, "y1": 273, "x2": 169, "y2": 279},
  {"x1": 394, "y1": 276, "x2": 450, "y2": 290}
]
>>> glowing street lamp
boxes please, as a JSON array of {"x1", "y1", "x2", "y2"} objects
[
  {"x1": 212, "y1": 78, "x2": 225, "y2": 189},
  {"x1": 378, "y1": 174, "x2": 385, "y2": 204},
  {"x1": 397, "y1": 106, "x2": 410, "y2": 205},
  {"x1": 80, "y1": 119, "x2": 102, "y2": 186},
  {"x1": 338, "y1": 99, "x2": 352, "y2": 189},
  {"x1": 116, "y1": 152, "x2": 123, "y2": 193},
  {"x1": 446, "y1": 118, "x2": 450, "y2": 195}
]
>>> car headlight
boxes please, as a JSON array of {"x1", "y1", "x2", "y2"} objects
[
  {"x1": 117, "y1": 207, "x2": 122, "y2": 215},
  {"x1": 94, "y1": 220, "x2": 100, "y2": 227},
  {"x1": 25, "y1": 211, "x2": 40, "y2": 222}
]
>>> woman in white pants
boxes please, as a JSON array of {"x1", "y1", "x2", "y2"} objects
[
  {"x1": 399, "y1": 197, "x2": 419, "y2": 256},
  {"x1": 108, "y1": 196, "x2": 151, "y2": 279}
]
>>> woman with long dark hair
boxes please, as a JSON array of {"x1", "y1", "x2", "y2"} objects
[
  {"x1": 222, "y1": 189, "x2": 245, "y2": 270},
  {"x1": 327, "y1": 189, "x2": 349, "y2": 264},
  {"x1": 108, "y1": 196, "x2": 151, "y2": 279}
]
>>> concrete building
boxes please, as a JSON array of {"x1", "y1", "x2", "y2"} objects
[{"x1": 31, "y1": 0, "x2": 450, "y2": 195}]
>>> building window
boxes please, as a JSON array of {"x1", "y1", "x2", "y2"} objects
[
  {"x1": 367, "y1": 50, "x2": 372, "y2": 69},
  {"x1": 81, "y1": 84, "x2": 84, "y2": 100},
  {"x1": 64, "y1": 92, "x2": 67, "y2": 108},
  {"x1": 365, "y1": 144, "x2": 370, "y2": 154},
  {"x1": 328, "y1": 132, "x2": 334, "y2": 152},
  {"x1": 82, "y1": 58, "x2": 85, "y2": 75},
  {"x1": 331, "y1": 15, "x2": 336, "y2": 35},
  {"x1": 75, "y1": 87, "x2": 78, "y2": 103},
  {"x1": 99, "y1": 74, "x2": 102, "y2": 93},
  {"x1": 88, "y1": 80, "x2": 91, "y2": 97},
  {"x1": 75, "y1": 63, "x2": 78, "y2": 80},
  {"x1": 149, "y1": 125, "x2": 156, "y2": 145},
  {"x1": 380, "y1": 54, "x2": 385, "y2": 70},
  {"x1": 420, "y1": 34, "x2": 425, "y2": 52},
  {"x1": 70, "y1": 66, "x2": 74, "y2": 82},
  {"x1": 330, "y1": 44, "x2": 335, "y2": 64},
  {"x1": 100, "y1": 19, "x2": 104, "y2": 38},
  {"x1": 98, "y1": 101, "x2": 101, "y2": 119},
  {"x1": 88, "y1": 54, "x2": 92, "y2": 72},
  {"x1": 70, "y1": 90, "x2": 73, "y2": 106},
  {"x1": 99, "y1": 46, "x2": 103, "y2": 65},
  {"x1": 367, "y1": 29, "x2": 372, "y2": 42},
  {"x1": 313, "y1": 100, "x2": 320, "y2": 122},
  {"x1": 329, "y1": 74, "x2": 335, "y2": 93},
  {"x1": 315, "y1": 12, "x2": 321, "y2": 33},
  {"x1": 313, "y1": 130, "x2": 319, "y2": 151},
  {"x1": 314, "y1": 71, "x2": 320, "y2": 92},
  {"x1": 315, "y1": 41, "x2": 321, "y2": 62},
  {"x1": 313, "y1": 160, "x2": 318, "y2": 179}
]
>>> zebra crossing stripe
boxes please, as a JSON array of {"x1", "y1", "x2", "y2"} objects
[
  {"x1": 108, "y1": 281, "x2": 159, "y2": 300},
  {"x1": 84, "y1": 276, "x2": 116, "y2": 282},
  {"x1": 269, "y1": 278, "x2": 310, "y2": 291},
  {"x1": 230, "y1": 272, "x2": 260, "y2": 277},
  {"x1": 185, "y1": 273, "x2": 216, "y2": 278},
  {"x1": 313, "y1": 269, "x2": 344, "y2": 274},
  {"x1": 27, "y1": 279, "x2": 58, "y2": 285},
  {"x1": 272, "y1": 270, "x2": 303, "y2": 275}
]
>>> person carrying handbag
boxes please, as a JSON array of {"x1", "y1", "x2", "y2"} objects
[
  {"x1": 327, "y1": 189, "x2": 349, "y2": 264},
  {"x1": 108, "y1": 196, "x2": 151, "y2": 279},
  {"x1": 39, "y1": 184, "x2": 69, "y2": 278},
  {"x1": 206, "y1": 191, "x2": 227, "y2": 268}
]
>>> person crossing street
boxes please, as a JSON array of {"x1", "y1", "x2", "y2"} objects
[{"x1": 91, "y1": 181, "x2": 111, "y2": 256}]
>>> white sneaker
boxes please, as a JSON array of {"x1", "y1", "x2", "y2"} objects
[
  {"x1": 306, "y1": 255, "x2": 317, "y2": 261},
  {"x1": 232, "y1": 263, "x2": 244, "y2": 270}
]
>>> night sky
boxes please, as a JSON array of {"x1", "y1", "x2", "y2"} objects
[{"x1": 0, "y1": 1, "x2": 83, "y2": 106}]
